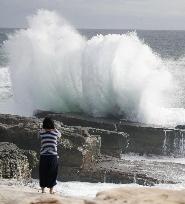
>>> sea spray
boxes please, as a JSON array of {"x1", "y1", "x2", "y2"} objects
[
  {"x1": 4, "y1": 10, "x2": 85, "y2": 115},
  {"x1": 81, "y1": 33, "x2": 171, "y2": 121},
  {"x1": 3, "y1": 9, "x2": 185, "y2": 126}
]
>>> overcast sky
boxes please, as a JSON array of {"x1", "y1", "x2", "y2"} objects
[{"x1": 0, "y1": 0, "x2": 185, "y2": 30}]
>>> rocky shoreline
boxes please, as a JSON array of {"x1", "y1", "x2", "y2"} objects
[{"x1": 0, "y1": 112, "x2": 185, "y2": 185}]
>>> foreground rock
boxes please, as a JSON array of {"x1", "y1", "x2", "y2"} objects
[
  {"x1": 1, "y1": 185, "x2": 185, "y2": 204},
  {"x1": 96, "y1": 187, "x2": 185, "y2": 204},
  {"x1": 0, "y1": 142, "x2": 37, "y2": 179}
]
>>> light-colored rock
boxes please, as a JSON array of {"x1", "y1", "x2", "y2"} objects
[
  {"x1": 0, "y1": 186, "x2": 85, "y2": 204},
  {"x1": 96, "y1": 187, "x2": 185, "y2": 204},
  {"x1": 1, "y1": 185, "x2": 185, "y2": 204}
]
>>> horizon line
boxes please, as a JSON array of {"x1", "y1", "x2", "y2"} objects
[{"x1": 0, "y1": 27, "x2": 185, "y2": 31}]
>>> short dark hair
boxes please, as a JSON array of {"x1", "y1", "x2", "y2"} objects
[{"x1": 42, "y1": 117, "x2": 55, "y2": 129}]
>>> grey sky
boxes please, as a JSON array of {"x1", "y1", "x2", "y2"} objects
[{"x1": 0, "y1": 0, "x2": 185, "y2": 29}]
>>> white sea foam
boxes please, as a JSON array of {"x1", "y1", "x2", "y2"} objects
[
  {"x1": 0, "y1": 179, "x2": 140, "y2": 198},
  {"x1": 1, "y1": 179, "x2": 185, "y2": 198},
  {"x1": 0, "y1": 66, "x2": 12, "y2": 101},
  {"x1": 121, "y1": 153, "x2": 185, "y2": 164},
  {"x1": 2, "y1": 10, "x2": 185, "y2": 126}
]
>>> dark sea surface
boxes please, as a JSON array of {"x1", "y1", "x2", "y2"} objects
[
  {"x1": 79, "y1": 29, "x2": 185, "y2": 59},
  {"x1": 1, "y1": 28, "x2": 185, "y2": 67}
]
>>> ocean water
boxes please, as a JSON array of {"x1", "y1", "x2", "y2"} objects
[{"x1": 1, "y1": 10, "x2": 185, "y2": 126}]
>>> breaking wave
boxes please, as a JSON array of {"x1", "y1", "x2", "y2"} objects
[{"x1": 3, "y1": 10, "x2": 185, "y2": 126}]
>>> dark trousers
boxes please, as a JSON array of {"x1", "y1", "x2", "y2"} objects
[{"x1": 39, "y1": 155, "x2": 58, "y2": 188}]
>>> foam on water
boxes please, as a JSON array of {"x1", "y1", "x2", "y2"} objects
[
  {"x1": 2, "y1": 10, "x2": 185, "y2": 126},
  {"x1": 121, "y1": 153, "x2": 185, "y2": 164},
  {"x1": 2, "y1": 179, "x2": 185, "y2": 197},
  {"x1": 0, "y1": 179, "x2": 140, "y2": 198},
  {"x1": 0, "y1": 67, "x2": 11, "y2": 99},
  {"x1": 56, "y1": 181, "x2": 136, "y2": 197}
]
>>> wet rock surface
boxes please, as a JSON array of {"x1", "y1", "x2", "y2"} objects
[
  {"x1": 95, "y1": 155, "x2": 185, "y2": 185},
  {"x1": 64, "y1": 154, "x2": 185, "y2": 185}
]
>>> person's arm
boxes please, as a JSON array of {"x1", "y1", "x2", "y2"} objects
[
  {"x1": 38, "y1": 129, "x2": 44, "y2": 140},
  {"x1": 55, "y1": 129, "x2": 61, "y2": 138}
]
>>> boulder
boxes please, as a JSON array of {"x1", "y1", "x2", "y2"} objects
[{"x1": 0, "y1": 142, "x2": 35, "y2": 179}]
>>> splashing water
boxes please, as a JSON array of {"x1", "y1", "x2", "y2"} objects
[{"x1": 3, "y1": 10, "x2": 185, "y2": 126}]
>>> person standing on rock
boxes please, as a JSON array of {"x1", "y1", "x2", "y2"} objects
[{"x1": 39, "y1": 117, "x2": 61, "y2": 194}]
